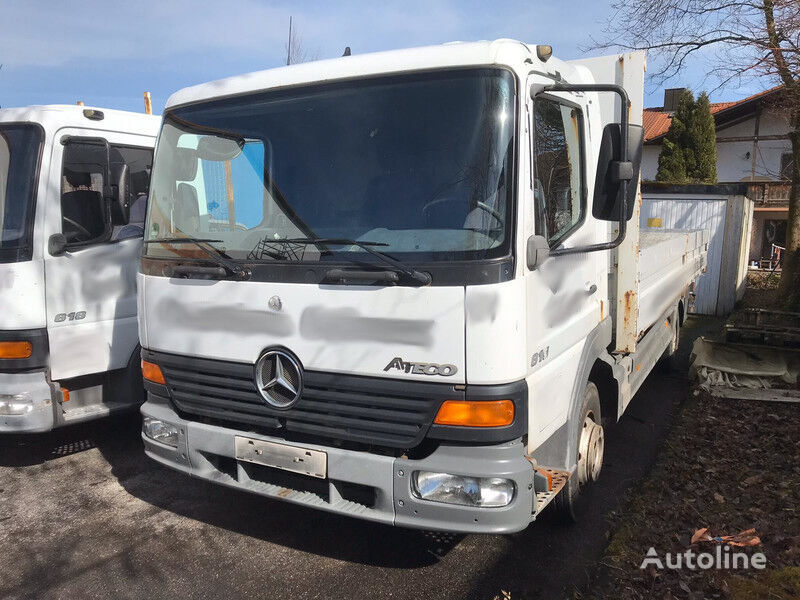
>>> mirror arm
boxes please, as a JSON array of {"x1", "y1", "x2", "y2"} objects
[{"x1": 534, "y1": 83, "x2": 633, "y2": 256}]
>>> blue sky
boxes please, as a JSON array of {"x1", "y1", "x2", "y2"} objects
[{"x1": 0, "y1": 0, "x2": 774, "y2": 113}]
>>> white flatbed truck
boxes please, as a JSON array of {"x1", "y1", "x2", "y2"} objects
[
  {"x1": 138, "y1": 41, "x2": 708, "y2": 532},
  {"x1": 0, "y1": 105, "x2": 160, "y2": 432}
]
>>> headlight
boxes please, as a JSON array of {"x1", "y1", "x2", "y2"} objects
[
  {"x1": 412, "y1": 471, "x2": 515, "y2": 508},
  {"x1": 0, "y1": 393, "x2": 33, "y2": 415},
  {"x1": 143, "y1": 417, "x2": 180, "y2": 447}
]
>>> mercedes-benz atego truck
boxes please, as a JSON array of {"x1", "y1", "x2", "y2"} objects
[
  {"x1": 138, "y1": 41, "x2": 708, "y2": 532},
  {"x1": 1, "y1": 105, "x2": 159, "y2": 432}
]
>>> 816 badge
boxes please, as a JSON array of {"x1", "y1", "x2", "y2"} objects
[{"x1": 531, "y1": 346, "x2": 549, "y2": 367}]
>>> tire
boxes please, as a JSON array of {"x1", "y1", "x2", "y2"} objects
[{"x1": 552, "y1": 382, "x2": 604, "y2": 523}]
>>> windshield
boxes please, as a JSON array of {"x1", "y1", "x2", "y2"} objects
[
  {"x1": 144, "y1": 68, "x2": 516, "y2": 265},
  {"x1": 0, "y1": 124, "x2": 43, "y2": 262}
]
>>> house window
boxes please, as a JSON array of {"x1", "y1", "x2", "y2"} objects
[{"x1": 780, "y1": 152, "x2": 793, "y2": 180}]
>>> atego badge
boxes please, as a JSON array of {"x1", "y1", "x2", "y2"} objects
[{"x1": 383, "y1": 357, "x2": 458, "y2": 377}]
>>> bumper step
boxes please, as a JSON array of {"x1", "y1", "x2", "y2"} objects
[{"x1": 533, "y1": 468, "x2": 570, "y2": 516}]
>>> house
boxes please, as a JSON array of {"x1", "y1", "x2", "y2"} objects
[{"x1": 642, "y1": 86, "x2": 791, "y2": 267}]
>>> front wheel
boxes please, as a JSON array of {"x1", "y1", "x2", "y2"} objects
[{"x1": 552, "y1": 382, "x2": 604, "y2": 523}]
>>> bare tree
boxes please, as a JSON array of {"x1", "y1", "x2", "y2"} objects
[
  {"x1": 595, "y1": 0, "x2": 800, "y2": 307},
  {"x1": 285, "y1": 16, "x2": 317, "y2": 66}
]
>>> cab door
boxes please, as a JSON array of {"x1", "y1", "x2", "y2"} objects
[
  {"x1": 524, "y1": 82, "x2": 604, "y2": 451},
  {"x1": 43, "y1": 129, "x2": 153, "y2": 381}
]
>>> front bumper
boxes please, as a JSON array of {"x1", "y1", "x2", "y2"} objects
[
  {"x1": 141, "y1": 400, "x2": 535, "y2": 533},
  {"x1": 0, "y1": 371, "x2": 57, "y2": 433}
]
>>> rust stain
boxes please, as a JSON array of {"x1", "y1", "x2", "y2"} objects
[
  {"x1": 623, "y1": 289, "x2": 635, "y2": 328},
  {"x1": 600, "y1": 300, "x2": 604, "y2": 320},
  {"x1": 570, "y1": 109, "x2": 580, "y2": 133},
  {"x1": 277, "y1": 488, "x2": 292, "y2": 498}
]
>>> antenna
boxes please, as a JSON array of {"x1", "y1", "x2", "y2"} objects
[{"x1": 286, "y1": 16, "x2": 293, "y2": 65}]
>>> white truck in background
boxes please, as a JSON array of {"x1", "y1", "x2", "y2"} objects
[
  {"x1": 138, "y1": 41, "x2": 708, "y2": 532},
  {"x1": 0, "y1": 105, "x2": 160, "y2": 432}
]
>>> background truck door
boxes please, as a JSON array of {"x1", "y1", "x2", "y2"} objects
[
  {"x1": 44, "y1": 129, "x2": 153, "y2": 381},
  {"x1": 525, "y1": 83, "x2": 604, "y2": 451}
]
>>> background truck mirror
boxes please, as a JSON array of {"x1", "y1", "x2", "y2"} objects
[
  {"x1": 174, "y1": 147, "x2": 199, "y2": 181},
  {"x1": 110, "y1": 163, "x2": 130, "y2": 225},
  {"x1": 526, "y1": 234, "x2": 550, "y2": 270},
  {"x1": 592, "y1": 123, "x2": 644, "y2": 222}
]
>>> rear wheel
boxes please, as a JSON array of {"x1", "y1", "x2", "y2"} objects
[{"x1": 552, "y1": 382, "x2": 604, "y2": 523}]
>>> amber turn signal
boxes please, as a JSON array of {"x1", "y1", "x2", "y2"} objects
[
  {"x1": 141, "y1": 360, "x2": 166, "y2": 384},
  {"x1": 434, "y1": 399, "x2": 514, "y2": 427},
  {"x1": 0, "y1": 341, "x2": 33, "y2": 359}
]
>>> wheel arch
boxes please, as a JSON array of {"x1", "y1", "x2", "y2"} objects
[
  {"x1": 530, "y1": 317, "x2": 616, "y2": 471},
  {"x1": 588, "y1": 358, "x2": 618, "y2": 427}
]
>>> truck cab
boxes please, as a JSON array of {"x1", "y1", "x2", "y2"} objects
[
  {"x1": 138, "y1": 41, "x2": 707, "y2": 532},
  {"x1": 0, "y1": 105, "x2": 160, "y2": 432}
]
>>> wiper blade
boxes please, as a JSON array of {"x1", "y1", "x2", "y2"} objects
[
  {"x1": 144, "y1": 237, "x2": 251, "y2": 280},
  {"x1": 281, "y1": 237, "x2": 431, "y2": 285}
]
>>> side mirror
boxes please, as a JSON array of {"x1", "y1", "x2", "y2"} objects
[
  {"x1": 174, "y1": 147, "x2": 199, "y2": 181},
  {"x1": 110, "y1": 163, "x2": 131, "y2": 225},
  {"x1": 592, "y1": 123, "x2": 644, "y2": 222},
  {"x1": 48, "y1": 233, "x2": 68, "y2": 256},
  {"x1": 526, "y1": 234, "x2": 550, "y2": 270}
]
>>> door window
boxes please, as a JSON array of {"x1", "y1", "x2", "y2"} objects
[
  {"x1": 111, "y1": 145, "x2": 153, "y2": 239},
  {"x1": 60, "y1": 140, "x2": 153, "y2": 245},
  {"x1": 533, "y1": 98, "x2": 585, "y2": 246},
  {"x1": 60, "y1": 140, "x2": 108, "y2": 245}
]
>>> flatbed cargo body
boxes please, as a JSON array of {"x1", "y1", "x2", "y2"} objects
[{"x1": 638, "y1": 229, "x2": 709, "y2": 336}]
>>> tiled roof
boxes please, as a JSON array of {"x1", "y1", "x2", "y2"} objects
[{"x1": 643, "y1": 86, "x2": 782, "y2": 142}]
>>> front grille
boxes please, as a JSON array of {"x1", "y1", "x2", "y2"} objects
[{"x1": 146, "y1": 350, "x2": 458, "y2": 449}]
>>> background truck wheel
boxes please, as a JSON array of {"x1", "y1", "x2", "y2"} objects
[{"x1": 553, "y1": 382, "x2": 604, "y2": 523}]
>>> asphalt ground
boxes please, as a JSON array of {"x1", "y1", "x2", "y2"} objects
[{"x1": 0, "y1": 317, "x2": 722, "y2": 600}]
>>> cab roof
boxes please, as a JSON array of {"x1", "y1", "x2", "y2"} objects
[
  {"x1": 166, "y1": 39, "x2": 578, "y2": 110},
  {"x1": 0, "y1": 104, "x2": 161, "y2": 138}
]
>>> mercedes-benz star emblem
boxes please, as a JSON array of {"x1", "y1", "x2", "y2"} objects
[{"x1": 255, "y1": 349, "x2": 303, "y2": 409}]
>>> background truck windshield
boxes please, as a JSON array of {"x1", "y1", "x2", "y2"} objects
[
  {"x1": 145, "y1": 68, "x2": 516, "y2": 263},
  {"x1": 0, "y1": 124, "x2": 43, "y2": 262}
]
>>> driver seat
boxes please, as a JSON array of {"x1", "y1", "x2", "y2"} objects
[{"x1": 61, "y1": 169, "x2": 105, "y2": 241}]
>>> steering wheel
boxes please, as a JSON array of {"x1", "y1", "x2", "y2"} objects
[
  {"x1": 63, "y1": 217, "x2": 92, "y2": 241},
  {"x1": 475, "y1": 201, "x2": 504, "y2": 225},
  {"x1": 421, "y1": 197, "x2": 504, "y2": 226}
]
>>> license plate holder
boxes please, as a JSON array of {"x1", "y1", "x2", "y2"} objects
[{"x1": 234, "y1": 436, "x2": 327, "y2": 479}]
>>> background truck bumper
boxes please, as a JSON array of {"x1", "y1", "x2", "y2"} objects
[
  {"x1": 0, "y1": 371, "x2": 57, "y2": 433},
  {"x1": 141, "y1": 400, "x2": 535, "y2": 534}
]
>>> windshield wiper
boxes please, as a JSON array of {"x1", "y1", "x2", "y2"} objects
[
  {"x1": 281, "y1": 237, "x2": 432, "y2": 285},
  {"x1": 144, "y1": 237, "x2": 251, "y2": 280}
]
